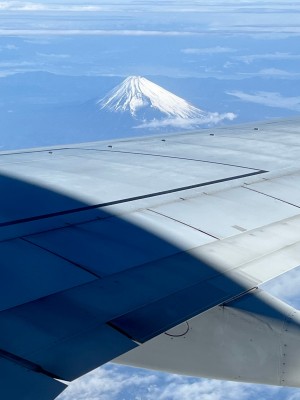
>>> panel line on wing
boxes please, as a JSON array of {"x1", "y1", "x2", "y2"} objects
[
  {"x1": 21, "y1": 237, "x2": 101, "y2": 278},
  {"x1": 0, "y1": 146, "x2": 264, "y2": 171},
  {"x1": 80, "y1": 148, "x2": 263, "y2": 171},
  {"x1": 146, "y1": 208, "x2": 220, "y2": 240},
  {"x1": 243, "y1": 186, "x2": 300, "y2": 209},
  {"x1": 0, "y1": 170, "x2": 267, "y2": 229},
  {"x1": 0, "y1": 348, "x2": 62, "y2": 380}
]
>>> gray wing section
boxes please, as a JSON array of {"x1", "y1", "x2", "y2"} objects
[
  {"x1": 0, "y1": 357, "x2": 66, "y2": 400},
  {"x1": 1, "y1": 117, "x2": 300, "y2": 397},
  {"x1": 116, "y1": 289, "x2": 300, "y2": 387}
]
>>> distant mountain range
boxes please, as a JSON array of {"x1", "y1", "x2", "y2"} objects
[
  {"x1": 1, "y1": 71, "x2": 296, "y2": 151},
  {"x1": 97, "y1": 76, "x2": 236, "y2": 131}
]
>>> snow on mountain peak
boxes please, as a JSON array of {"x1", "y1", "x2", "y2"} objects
[{"x1": 97, "y1": 76, "x2": 207, "y2": 119}]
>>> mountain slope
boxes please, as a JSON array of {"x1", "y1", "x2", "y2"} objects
[
  {"x1": 97, "y1": 76, "x2": 236, "y2": 131},
  {"x1": 97, "y1": 76, "x2": 207, "y2": 118}
]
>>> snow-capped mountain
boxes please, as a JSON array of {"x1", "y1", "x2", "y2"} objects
[
  {"x1": 97, "y1": 76, "x2": 236, "y2": 133},
  {"x1": 98, "y1": 76, "x2": 207, "y2": 119}
]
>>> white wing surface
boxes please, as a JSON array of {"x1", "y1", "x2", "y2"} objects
[{"x1": 1, "y1": 117, "x2": 300, "y2": 398}]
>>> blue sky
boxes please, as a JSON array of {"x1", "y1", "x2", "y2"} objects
[
  {"x1": 1, "y1": 1, "x2": 300, "y2": 127},
  {"x1": 1, "y1": 0, "x2": 300, "y2": 81},
  {"x1": 1, "y1": 1, "x2": 300, "y2": 399}
]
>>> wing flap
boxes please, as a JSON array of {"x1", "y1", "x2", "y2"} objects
[
  {"x1": 116, "y1": 289, "x2": 300, "y2": 387},
  {"x1": 0, "y1": 238, "x2": 95, "y2": 311},
  {"x1": 0, "y1": 357, "x2": 66, "y2": 400},
  {"x1": 25, "y1": 324, "x2": 137, "y2": 381},
  {"x1": 1, "y1": 204, "x2": 300, "y2": 382}
]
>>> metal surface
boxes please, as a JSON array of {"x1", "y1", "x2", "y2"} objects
[
  {"x1": 1, "y1": 117, "x2": 300, "y2": 397},
  {"x1": 116, "y1": 289, "x2": 300, "y2": 387},
  {"x1": 0, "y1": 357, "x2": 66, "y2": 400},
  {"x1": 148, "y1": 185, "x2": 299, "y2": 239},
  {"x1": 0, "y1": 238, "x2": 95, "y2": 311}
]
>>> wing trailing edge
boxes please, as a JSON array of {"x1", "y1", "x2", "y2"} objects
[{"x1": 116, "y1": 289, "x2": 300, "y2": 387}]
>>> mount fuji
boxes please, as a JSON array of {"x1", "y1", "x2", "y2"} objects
[{"x1": 97, "y1": 76, "x2": 236, "y2": 132}]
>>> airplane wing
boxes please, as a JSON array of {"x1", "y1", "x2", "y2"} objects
[{"x1": 1, "y1": 117, "x2": 300, "y2": 399}]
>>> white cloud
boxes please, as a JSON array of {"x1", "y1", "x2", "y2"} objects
[
  {"x1": 135, "y1": 113, "x2": 236, "y2": 130},
  {"x1": 235, "y1": 52, "x2": 300, "y2": 64},
  {"x1": 227, "y1": 90, "x2": 300, "y2": 111},
  {"x1": 257, "y1": 68, "x2": 300, "y2": 77},
  {"x1": 36, "y1": 52, "x2": 70, "y2": 59},
  {"x1": 0, "y1": 61, "x2": 35, "y2": 67},
  {"x1": 57, "y1": 365, "x2": 158, "y2": 400},
  {"x1": 157, "y1": 376, "x2": 275, "y2": 400},
  {"x1": 208, "y1": 25, "x2": 300, "y2": 35},
  {"x1": 1, "y1": 1, "x2": 300, "y2": 14},
  {"x1": 0, "y1": 71, "x2": 17, "y2": 78},
  {"x1": 1, "y1": 1, "x2": 300, "y2": 39},
  {"x1": 182, "y1": 46, "x2": 236, "y2": 55},
  {"x1": 0, "y1": 44, "x2": 18, "y2": 51},
  {"x1": 56, "y1": 363, "x2": 290, "y2": 400},
  {"x1": 0, "y1": 2, "x2": 104, "y2": 11},
  {"x1": 0, "y1": 29, "x2": 196, "y2": 37},
  {"x1": 223, "y1": 61, "x2": 237, "y2": 69},
  {"x1": 237, "y1": 68, "x2": 300, "y2": 79}
]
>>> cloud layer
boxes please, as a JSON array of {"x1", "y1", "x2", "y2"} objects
[
  {"x1": 57, "y1": 363, "x2": 298, "y2": 400},
  {"x1": 0, "y1": 29, "x2": 198, "y2": 36},
  {"x1": 235, "y1": 52, "x2": 300, "y2": 64},
  {"x1": 227, "y1": 91, "x2": 300, "y2": 111},
  {"x1": 1, "y1": 1, "x2": 300, "y2": 37},
  {"x1": 135, "y1": 113, "x2": 237, "y2": 130},
  {"x1": 182, "y1": 46, "x2": 236, "y2": 55},
  {"x1": 0, "y1": 2, "x2": 104, "y2": 11}
]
